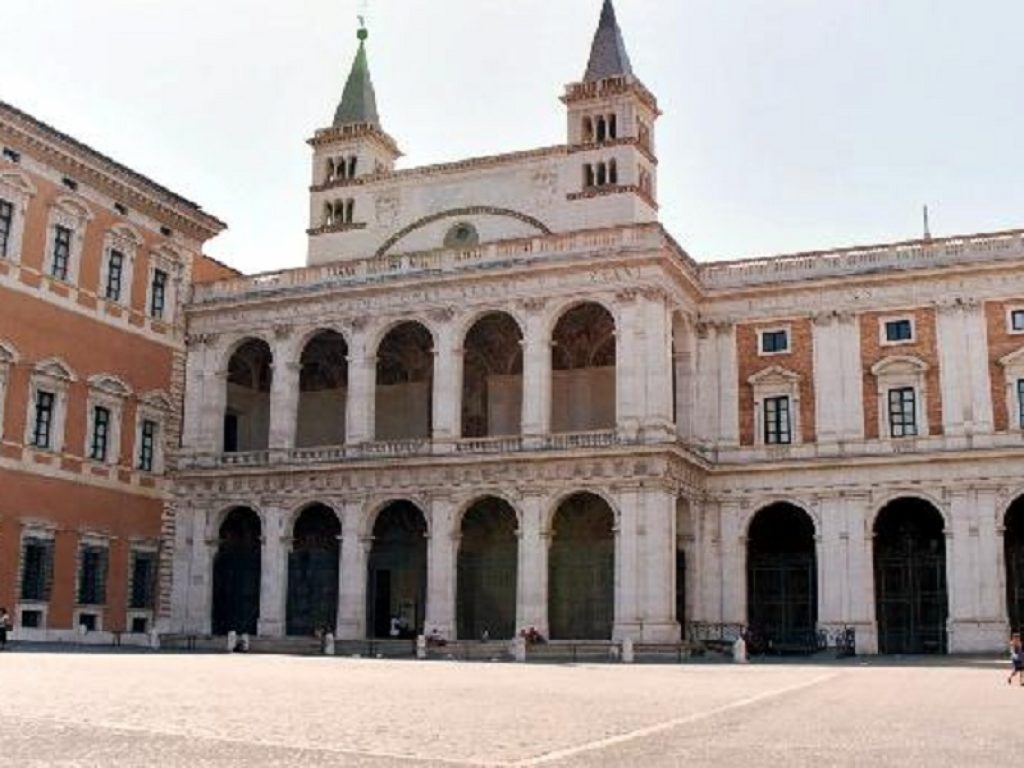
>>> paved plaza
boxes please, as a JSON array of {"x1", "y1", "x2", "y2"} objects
[{"x1": 0, "y1": 651, "x2": 1021, "y2": 766}]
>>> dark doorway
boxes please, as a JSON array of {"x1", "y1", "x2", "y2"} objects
[
  {"x1": 746, "y1": 503, "x2": 817, "y2": 652},
  {"x1": 212, "y1": 507, "x2": 262, "y2": 635},
  {"x1": 224, "y1": 339, "x2": 272, "y2": 452},
  {"x1": 286, "y1": 504, "x2": 341, "y2": 637},
  {"x1": 375, "y1": 323, "x2": 434, "y2": 441},
  {"x1": 675, "y1": 549, "x2": 687, "y2": 627},
  {"x1": 366, "y1": 501, "x2": 428, "y2": 638},
  {"x1": 461, "y1": 313, "x2": 523, "y2": 438},
  {"x1": 457, "y1": 497, "x2": 518, "y2": 640},
  {"x1": 1006, "y1": 499, "x2": 1024, "y2": 634},
  {"x1": 874, "y1": 498, "x2": 948, "y2": 654},
  {"x1": 548, "y1": 492, "x2": 615, "y2": 640},
  {"x1": 551, "y1": 303, "x2": 616, "y2": 433}
]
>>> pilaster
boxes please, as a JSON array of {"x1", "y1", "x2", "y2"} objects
[
  {"x1": 345, "y1": 328, "x2": 375, "y2": 444},
  {"x1": 431, "y1": 316, "x2": 462, "y2": 449},
  {"x1": 516, "y1": 491, "x2": 549, "y2": 638},
  {"x1": 520, "y1": 303, "x2": 552, "y2": 442},
  {"x1": 257, "y1": 507, "x2": 287, "y2": 638},
  {"x1": 637, "y1": 487, "x2": 680, "y2": 641},
  {"x1": 612, "y1": 486, "x2": 641, "y2": 640},
  {"x1": 336, "y1": 500, "x2": 369, "y2": 639},
  {"x1": 424, "y1": 494, "x2": 456, "y2": 638}
]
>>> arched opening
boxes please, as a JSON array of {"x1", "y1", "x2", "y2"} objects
[
  {"x1": 596, "y1": 163, "x2": 607, "y2": 186},
  {"x1": 746, "y1": 503, "x2": 817, "y2": 652},
  {"x1": 608, "y1": 113, "x2": 618, "y2": 139},
  {"x1": 296, "y1": 331, "x2": 348, "y2": 447},
  {"x1": 211, "y1": 507, "x2": 261, "y2": 636},
  {"x1": 584, "y1": 164, "x2": 595, "y2": 188},
  {"x1": 551, "y1": 303, "x2": 616, "y2": 433},
  {"x1": 1005, "y1": 498, "x2": 1024, "y2": 633},
  {"x1": 366, "y1": 501, "x2": 428, "y2": 638},
  {"x1": 874, "y1": 498, "x2": 948, "y2": 654},
  {"x1": 548, "y1": 492, "x2": 615, "y2": 640},
  {"x1": 457, "y1": 497, "x2": 518, "y2": 640},
  {"x1": 375, "y1": 323, "x2": 433, "y2": 441},
  {"x1": 224, "y1": 339, "x2": 272, "y2": 453},
  {"x1": 608, "y1": 159, "x2": 618, "y2": 186},
  {"x1": 461, "y1": 313, "x2": 523, "y2": 438},
  {"x1": 596, "y1": 116, "x2": 607, "y2": 142},
  {"x1": 286, "y1": 504, "x2": 341, "y2": 637}
]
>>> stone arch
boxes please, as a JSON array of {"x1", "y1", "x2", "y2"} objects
[
  {"x1": 456, "y1": 496, "x2": 519, "y2": 640},
  {"x1": 550, "y1": 301, "x2": 617, "y2": 433},
  {"x1": 211, "y1": 506, "x2": 262, "y2": 636},
  {"x1": 366, "y1": 499, "x2": 429, "y2": 638},
  {"x1": 375, "y1": 321, "x2": 434, "y2": 441},
  {"x1": 745, "y1": 503, "x2": 818, "y2": 653},
  {"x1": 543, "y1": 487, "x2": 620, "y2": 534},
  {"x1": 740, "y1": 496, "x2": 820, "y2": 541},
  {"x1": 375, "y1": 206, "x2": 552, "y2": 258},
  {"x1": 461, "y1": 311, "x2": 524, "y2": 438},
  {"x1": 870, "y1": 490, "x2": 950, "y2": 533},
  {"x1": 224, "y1": 337, "x2": 273, "y2": 453},
  {"x1": 286, "y1": 502, "x2": 342, "y2": 637},
  {"x1": 548, "y1": 491, "x2": 616, "y2": 640},
  {"x1": 1004, "y1": 496, "x2": 1024, "y2": 633},
  {"x1": 296, "y1": 329, "x2": 349, "y2": 447},
  {"x1": 873, "y1": 496, "x2": 949, "y2": 654}
]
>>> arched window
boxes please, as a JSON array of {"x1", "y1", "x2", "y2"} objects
[
  {"x1": 596, "y1": 163, "x2": 607, "y2": 186},
  {"x1": 584, "y1": 164, "x2": 595, "y2": 188},
  {"x1": 582, "y1": 117, "x2": 594, "y2": 143},
  {"x1": 596, "y1": 116, "x2": 607, "y2": 143},
  {"x1": 607, "y1": 113, "x2": 617, "y2": 139},
  {"x1": 608, "y1": 159, "x2": 618, "y2": 186},
  {"x1": 551, "y1": 302, "x2": 616, "y2": 432},
  {"x1": 348, "y1": 156, "x2": 358, "y2": 178},
  {"x1": 345, "y1": 199, "x2": 355, "y2": 224}
]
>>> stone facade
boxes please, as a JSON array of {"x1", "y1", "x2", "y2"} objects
[{"x1": 170, "y1": 4, "x2": 1024, "y2": 654}]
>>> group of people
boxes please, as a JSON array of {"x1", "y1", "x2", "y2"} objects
[{"x1": 0, "y1": 607, "x2": 11, "y2": 650}]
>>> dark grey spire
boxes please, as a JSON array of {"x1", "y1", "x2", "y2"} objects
[
  {"x1": 333, "y1": 26, "x2": 380, "y2": 127},
  {"x1": 584, "y1": 0, "x2": 634, "y2": 82}
]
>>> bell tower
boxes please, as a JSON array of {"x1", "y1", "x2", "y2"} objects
[
  {"x1": 563, "y1": 0, "x2": 659, "y2": 210},
  {"x1": 307, "y1": 22, "x2": 401, "y2": 255}
]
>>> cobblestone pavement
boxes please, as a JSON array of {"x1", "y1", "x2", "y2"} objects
[{"x1": 0, "y1": 650, "x2": 1021, "y2": 766}]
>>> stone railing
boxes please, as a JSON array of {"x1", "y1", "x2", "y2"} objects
[
  {"x1": 455, "y1": 436, "x2": 525, "y2": 454},
  {"x1": 189, "y1": 224, "x2": 669, "y2": 306},
  {"x1": 541, "y1": 430, "x2": 619, "y2": 450},
  {"x1": 700, "y1": 229, "x2": 1024, "y2": 290}
]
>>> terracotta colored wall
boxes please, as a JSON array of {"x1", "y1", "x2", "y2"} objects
[
  {"x1": 192, "y1": 253, "x2": 239, "y2": 284},
  {"x1": 985, "y1": 300, "x2": 1024, "y2": 432},
  {"x1": 859, "y1": 308, "x2": 943, "y2": 439},
  {"x1": 737, "y1": 319, "x2": 816, "y2": 445}
]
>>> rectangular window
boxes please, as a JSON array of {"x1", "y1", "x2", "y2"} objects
[
  {"x1": 139, "y1": 419, "x2": 156, "y2": 472},
  {"x1": 150, "y1": 269, "x2": 167, "y2": 318},
  {"x1": 0, "y1": 198, "x2": 12, "y2": 258},
  {"x1": 763, "y1": 395, "x2": 792, "y2": 445},
  {"x1": 761, "y1": 330, "x2": 789, "y2": 354},
  {"x1": 1017, "y1": 379, "x2": 1024, "y2": 429},
  {"x1": 884, "y1": 318, "x2": 913, "y2": 343},
  {"x1": 51, "y1": 225, "x2": 71, "y2": 280},
  {"x1": 106, "y1": 250, "x2": 124, "y2": 301},
  {"x1": 888, "y1": 387, "x2": 918, "y2": 437},
  {"x1": 32, "y1": 390, "x2": 55, "y2": 449},
  {"x1": 21, "y1": 538, "x2": 54, "y2": 602},
  {"x1": 1012, "y1": 310, "x2": 1024, "y2": 333},
  {"x1": 130, "y1": 551, "x2": 157, "y2": 610},
  {"x1": 77, "y1": 545, "x2": 108, "y2": 605},
  {"x1": 90, "y1": 405, "x2": 110, "y2": 462}
]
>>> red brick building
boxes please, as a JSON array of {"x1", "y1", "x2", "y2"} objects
[{"x1": 0, "y1": 101, "x2": 230, "y2": 641}]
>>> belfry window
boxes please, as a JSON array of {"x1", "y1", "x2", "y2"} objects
[
  {"x1": 607, "y1": 113, "x2": 617, "y2": 139},
  {"x1": 584, "y1": 164, "x2": 595, "y2": 188},
  {"x1": 608, "y1": 159, "x2": 618, "y2": 185},
  {"x1": 596, "y1": 116, "x2": 607, "y2": 142}
]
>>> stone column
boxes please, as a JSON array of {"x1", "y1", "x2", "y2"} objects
[
  {"x1": 520, "y1": 302, "x2": 552, "y2": 443},
  {"x1": 639, "y1": 290, "x2": 675, "y2": 442},
  {"x1": 516, "y1": 492, "x2": 549, "y2": 637},
  {"x1": 179, "y1": 505, "x2": 214, "y2": 634},
  {"x1": 431, "y1": 316, "x2": 462, "y2": 450},
  {"x1": 694, "y1": 499, "x2": 723, "y2": 624},
  {"x1": 336, "y1": 500, "x2": 369, "y2": 640},
  {"x1": 268, "y1": 362, "x2": 301, "y2": 455},
  {"x1": 615, "y1": 291, "x2": 642, "y2": 440},
  {"x1": 715, "y1": 321, "x2": 740, "y2": 447},
  {"x1": 613, "y1": 487, "x2": 642, "y2": 640},
  {"x1": 258, "y1": 507, "x2": 288, "y2": 638},
  {"x1": 638, "y1": 487, "x2": 680, "y2": 642},
  {"x1": 345, "y1": 327, "x2": 376, "y2": 445},
  {"x1": 424, "y1": 495, "x2": 457, "y2": 638},
  {"x1": 816, "y1": 494, "x2": 844, "y2": 628},
  {"x1": 673, "y1": 315, "x2": 696, "y2": 443},
  {"x1": 198, "y1": 369, "x2": 229, "y2": 454},
  {"x1": 719, "y1": 500, "x2": 745, "y2": 624}
]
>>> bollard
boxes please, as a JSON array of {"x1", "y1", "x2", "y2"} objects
[
  {"x1": 149, "y1": 629, "x2": 160, "y2": 651},
  {"x1": 512, "y1": 636, "x2": 527, "y2": 663},
  {"x1": 732, "y1": 635, "x2": 748, "y2": 664},
  {"x1": 622, "y1": 637, "x2": 635, "y2": 664},
  {"x1": 227, "y1": 630, "x2": 237, "y2": 653},
  {"x1": 416, "y1": 634, "x2": 427, "y2": 660},
  {"x1": 323, "y1": 632, "x2": 335, "y2": 656}
]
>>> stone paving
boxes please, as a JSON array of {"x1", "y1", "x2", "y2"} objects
[{"x1": 0, "y1": 649, "x2": 1021, "y2": 766}]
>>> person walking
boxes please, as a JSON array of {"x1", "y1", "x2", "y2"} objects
[
  {"x1": 0, "y1": 607, "x2": 11, "y2": 650},
  {"x1": 1008, "y1": 633, "x2": 1023, "y2": 686}
]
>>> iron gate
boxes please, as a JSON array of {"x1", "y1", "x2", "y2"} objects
[
  {"x1": 875, "y1": 548, "x2": 947, "y2": 654},
  {"x1": 747, "y1": 552, "x2": 817, "y2": 653},
  {"x1": 286, "y1": 548, "x2": 339, "y2": 637},
  {"x1": 212, "y1": 548, "x2": 260, "y2": 636}
]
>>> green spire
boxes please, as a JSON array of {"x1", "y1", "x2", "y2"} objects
[{"x1": 333, "y1": 25, "x2": 380, "y2": 128}]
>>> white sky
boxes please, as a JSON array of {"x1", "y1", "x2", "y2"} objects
[{"x1": 3, "y1": 0, "x2": 1022, "y2": 274}]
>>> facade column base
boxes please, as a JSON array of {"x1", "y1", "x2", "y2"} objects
[
  {"x1": 257, "y1": 618, "x2": 285, "y2": 638},
  {"x1": 640, "y1": 620, "x2": 681, "y2": 643},
  {"x1": 612, "y1": 621, "x2": 643, "y2": 642},
  {"x1": 949, "y1": 619, "x2": 1009, "y2": 654},
  {"x1": 336, "y1": 619, "x2": 364, "y2": 641},
  {"x1": 855, "y1": 623, "x2": 878, "y2": 655}
]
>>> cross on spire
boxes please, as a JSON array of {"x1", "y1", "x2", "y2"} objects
[{"x1": 584, "y1": 0, "x2": 634, "y2": 82}]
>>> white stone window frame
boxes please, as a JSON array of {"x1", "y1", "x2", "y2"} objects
[
  {"x1": 24, "y1": 357, "x2": 76, "y2": 453},
  {"x1": 1005, "y1": 306, "x2": 1024, "y2": 336},
  {"x1": 135, "y1": 390, "x2": 171, "y2": 473},
  {"x1": 871, "y1": 355, "x2": 930, "y2": 439},
  {"x1": 75, "y1": 532, "x2": 111, "y2": 616},
  {"x1": 0, "y1": 170, "x2": 36, "y2": 265},
  {"x1": 749, "y1": 365, "x2": 802, "y2": 446},
  {"x1": 145, "y1": 247, "x2": 183, "y2": 323},
  {"x1": 757, "y1": 325, "x2": 792, "y2": 357},
  {"x1": 85, "y1": 375, "x2": 132, "y2": 466},
  {"x1": 44, "y1": 196, "x2": 93, "y2": 285},
  {"x1": 126, "y1": 542, "x2": 159, "y2": 628},
  {"x1": 100, "y1": 226, "x2": 140, "y2": 307},
  {"x1": 17, "y1": 524, "x2": 56, "y2": 630},
  {"x1": 879, "y1": 314, "x2": 916, "y2": 347},
  {"x1": 999, "y1": 347, "x2": 1024, "y2": 431},
  {"x1": 0, "y1": 339, "x2": 18, "y2": 441}
]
